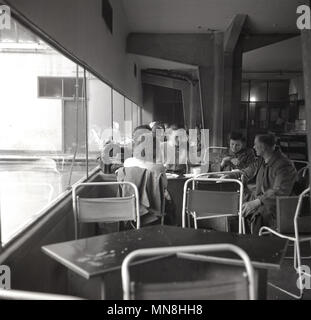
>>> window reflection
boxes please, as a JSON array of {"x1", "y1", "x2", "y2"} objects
[{"x1": 0, "y1": 17, "x2": 142, "y2": 246}]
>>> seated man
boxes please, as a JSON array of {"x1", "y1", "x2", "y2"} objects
[{"x1": 227, "y1": 133, "x2": 297, "y2": 234}]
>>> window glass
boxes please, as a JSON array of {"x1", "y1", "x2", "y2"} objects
[
  {"x1": 268, "y1": 81, "x2": 289, "y2": 101},
  {"x1": 241, "y1": 82, "x2": 249, "y2": 102},
  {"x1": 125, "y1": 98, "x2": 133, "y2": 142},
  {"x1": 250, "y1": 81, "x2": 267, "y2": 102},
  {"x1": 87, "y1": 73, "x2": 112, "y2": 164},
  {"x1": 0, "y1": 18, "x2": 86, "y2": 245},
  {"x1": 132, "y1": 103, "x2": 138, "y2": 129},
  {"x1": 112, "y1": 90, "x2": 125, "y2": 143}
]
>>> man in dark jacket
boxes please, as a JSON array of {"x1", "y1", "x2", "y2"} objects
[{"x1": 228, "y1": 134, "x2": 297, "y2": 234}]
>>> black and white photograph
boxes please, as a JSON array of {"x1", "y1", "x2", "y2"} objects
[{"x1": 0, "y1": 0, "x2": 311, "y2": 305}]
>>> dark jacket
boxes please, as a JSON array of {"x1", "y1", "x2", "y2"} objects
[
  {"x1": 221, "y1": 148, "x2": 256, "y2": 171},
  {"x1": 238, "y1": 150, "x2": 298, "y2": 234},
  {"x1": 241, "y1": 149, "x2": 297, "y2": 207},
  {"x1": 116, "y1": 166, "x2": 166, "y2": 225}
]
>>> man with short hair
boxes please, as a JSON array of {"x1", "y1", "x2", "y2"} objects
[{"x1": 229, "y1": 134, "x2": 297, "y2": 234}]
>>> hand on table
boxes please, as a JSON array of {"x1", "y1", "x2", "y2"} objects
[
  {"x1": 230, "y1": 158, "x2": 239, "y2": 166},
  {"x1": 221, "y1": 157, "x2": 231, "y2": 168}
]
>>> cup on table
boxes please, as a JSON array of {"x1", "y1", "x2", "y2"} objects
[{"x1": 191, "y1": 166, "x2": 201, "y2": 176}]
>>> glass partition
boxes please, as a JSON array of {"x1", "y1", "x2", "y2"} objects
[
  {"x1": 112, "y1": 90, "x2": 125, "y2": 143},
  {"x1": 0, "y1": 15, "x2": 142, "y2": 246},
  {"x1": 125, "y1": 98, "x2": 133, "y2": 142},
  {"x1": 87, "y1": 72, "x2": 112, "y2": 172},
  {"x1": 0, "y1": 19, "x2": 86, "y2": 244}
]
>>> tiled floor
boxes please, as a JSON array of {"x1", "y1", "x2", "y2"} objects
[{"x1": 267, "y1": 242, "x2": 311, "y2": 300}]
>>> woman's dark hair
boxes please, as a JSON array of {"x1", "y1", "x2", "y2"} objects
[
  {"x1": 133, "y1": 124, "x2": 151, "y2": 133},
  {"x1": 228, "y1": 131, "x2": 245, "y2": 143},
  {"x1": 256, "y1": 133, "x2": 276, "y2": 148}
]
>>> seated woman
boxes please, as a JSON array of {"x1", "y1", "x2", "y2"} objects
[
  {"x1": 120, "y1": 125, "x2": 173, "y2": 225},
  {"x1": 124, "y1": 125, "x2": 165, "y2": 176},
  {"x1": 220, "y1": 131, "x2": 256, "y2": 171}
]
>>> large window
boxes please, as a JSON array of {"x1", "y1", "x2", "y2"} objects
[
  {"x1": 0, "y1": 17, "x2": 141, "y2": 246},
  {"x1": 240, "y1": 80, "x2": 290, "y2": 145}
]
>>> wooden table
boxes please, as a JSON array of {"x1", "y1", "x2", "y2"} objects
[{"x1": 42, "y1": 225, "x2": 287, "y2": 300}]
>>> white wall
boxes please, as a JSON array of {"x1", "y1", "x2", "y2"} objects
[{"x1": 6, "y1": 0, "x2": 143, "y2": 105}]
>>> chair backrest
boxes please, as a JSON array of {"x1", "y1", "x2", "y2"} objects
[
  {"x1": 121, "y1": 244, "x2": 256, "y2": 300},
  {"x1": 72, "y1": 182, "x2": 140, "y2": 239},
  {"x1": 194, "y1": 171, "x2": 243, "y2": 192},
  {"x1": 293, "y1": 163, "x2": 309, "y2": 195},
  {"x1": 182, "y1": 176, "x2": 244, "y2": 232},
  {"x1": 277, "y1": 187, "x2": 311, "y2": 234},
  {"x1": 187, "y1": 190, "x2": 240, "y2": 216}
]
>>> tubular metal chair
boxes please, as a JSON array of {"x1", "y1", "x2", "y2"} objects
[
  {"x1": 0, "y1": 288, "x2": 84, "y2": 300},
  {"x1": 121, "y1": 244, "x2": 256, "y2": 300},
  {"x1": 72, "y1": 182, "x2": 140, "y2": 239},
  {"x1": 259, "y1": 187, "x2": 311, "y2": 299},
  {"x1": 182, "y1": 174, "x2": 245, "y2": 233},
  {"x1": 293, "y1": 162, "x2": 309, "y2": 195}
]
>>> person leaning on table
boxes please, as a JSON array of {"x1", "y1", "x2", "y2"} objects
[
  {"x1": 220, "y1": 131, "x2": 256, "y2": 171},
  {"x1": 224, "y1": 133, "x2": 297, "y2": 234}
]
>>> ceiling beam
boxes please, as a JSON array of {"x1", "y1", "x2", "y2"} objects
[
  {"x1": 243, "y1": 33, "x2": 299, "y2": 52},
  {"x1": 142, "y1": 72, "x2": 189, "y2": 89},
  {"x1": 242, "y1": 71, "x2": 302, "y2": 80},
  {"x1": 224, "y1": 14, "x2": 248, "y2": 53},
  {"x1": 127, "y1": 33, "x2": 214, "y2": 66}
]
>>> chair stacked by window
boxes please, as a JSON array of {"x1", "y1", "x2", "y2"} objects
[{"x1": 72, "y1": 181, "x2": 140, "y2": 239}]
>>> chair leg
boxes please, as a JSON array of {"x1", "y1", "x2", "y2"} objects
[
  {"x1": 194, "y1": 217, "x2": 198, "y2": 230},
  {"x1": 187, "y1": 213, "x2": 191, "y2": 228},
  {"x1": 242, "y1": 218, "x2": 246, "y2": 234},
  {"x1": 269, "y1": 239, "x2": 311, "y2": 299},
  {"x1": 260, "y1": 231, "x2": 305, "y2": 299},
  {"x1": 268, "y1": 282, "x2": 303, "y2": 299}
]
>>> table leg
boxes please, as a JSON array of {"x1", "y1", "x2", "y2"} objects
[
  {"x1": 256, "y1": 269, "x2": 267, "y2": 300},
  {"x1": 100, "y1": 277, "x2": 105, "y2": 300}
]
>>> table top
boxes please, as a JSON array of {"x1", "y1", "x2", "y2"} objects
[{"x1": 42, "y1": 225, "x2": 288, "y2": 279}]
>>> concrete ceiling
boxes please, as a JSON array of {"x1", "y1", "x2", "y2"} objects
[
  {"x1": 242, "y1": 36, "x2": 303, "y2": 73},
  {"x1": 122, "y1": 0, "x2": 307, "y2": 34},
  {"x1": 123, "y1": 0, "x2": 306, "y2": 73},
  {"x1": 134, "y1": 55, "x2": 197, "y2": 71}
]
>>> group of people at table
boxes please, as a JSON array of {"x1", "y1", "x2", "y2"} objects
[{"x1": 101, "y1": 122, "x2": 298, "y2": 235}]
